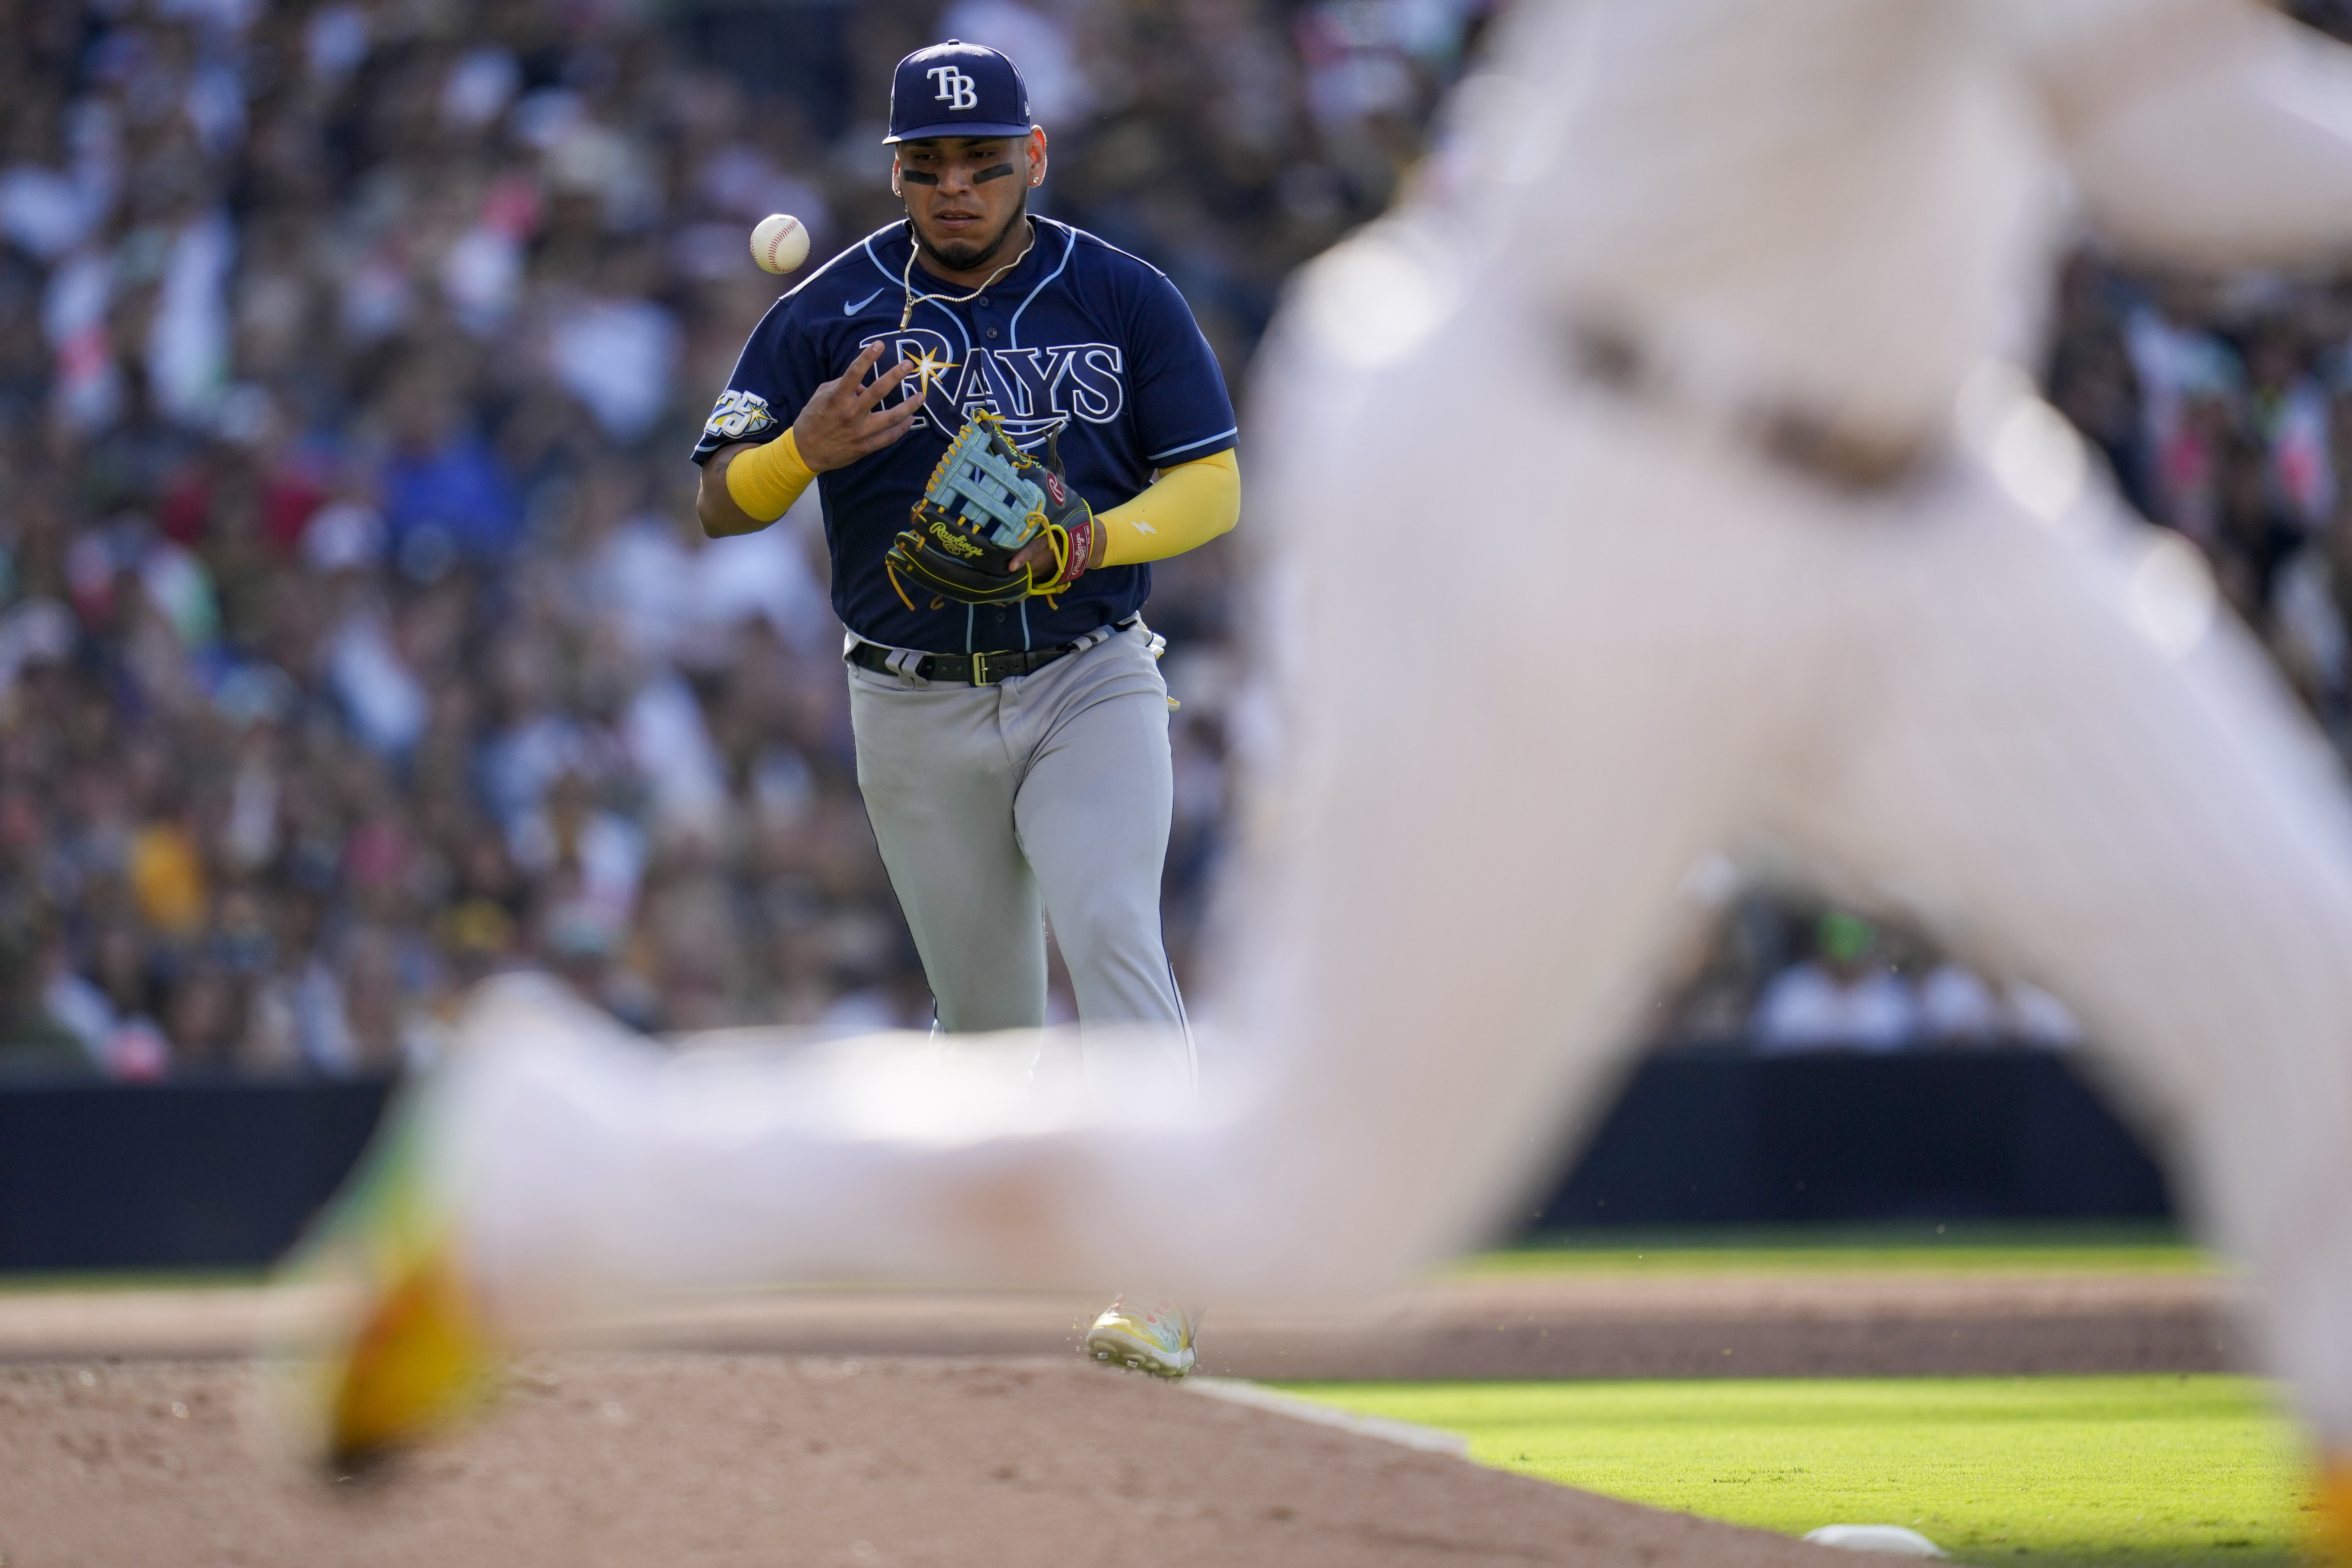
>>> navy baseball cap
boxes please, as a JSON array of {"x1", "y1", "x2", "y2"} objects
[{"x1": 885, "y1": 40, "x2": 1032, "y2": 143}]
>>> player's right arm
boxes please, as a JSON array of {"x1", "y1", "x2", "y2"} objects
[
  {"x1": 2040, "y1": 1, "x2": 2352, "y2": 269},
  {"x1": 696, "y1": 342, "x2": 927, "y2": 538}
]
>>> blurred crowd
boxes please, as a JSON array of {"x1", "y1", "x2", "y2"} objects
[
  {"x1": 7, "y1": 0, "x2": 2352, "y2": 1079},
  {"x1": 0, "y1": 0, "x2": 1490, "y2": 1077}
]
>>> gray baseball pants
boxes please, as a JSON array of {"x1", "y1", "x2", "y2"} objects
[{"x1": 845, "y1": 619, "x2": 1189, "y2": 1049}]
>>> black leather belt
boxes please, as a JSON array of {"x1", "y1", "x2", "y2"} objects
[{"x1": 847, "y1": 621, "x2": 1132, "y2": 686}]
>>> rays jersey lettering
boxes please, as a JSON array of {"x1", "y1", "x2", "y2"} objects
[
  {"x1": 691, "y1": 219, "x2": 1237, "y2": 655},
  {"x1": 856, "y1": 330, "x2": 1126, "y2": 444}
]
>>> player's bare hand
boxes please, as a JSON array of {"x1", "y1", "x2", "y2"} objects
[
  {"x1": 1007, "y1": 492, "x2": 1102, "y2": 583},
  {"x1": 794, "y1": 342, "x2": 925, "y2": 471},
  {"x1": 1007, "y1": 526, "x2": 1097, "y2": 583},
  {"x1": 1008, "y1": 535, "x2": 1058, "y2": 579}
]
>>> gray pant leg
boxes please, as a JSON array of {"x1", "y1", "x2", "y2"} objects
[
  {"x1": 1008, "y1": 631, "x2": 1184, "y2": 1031},
  {"x1": 848, "y1": 666, "x2": 1046, "y2": 1032}
]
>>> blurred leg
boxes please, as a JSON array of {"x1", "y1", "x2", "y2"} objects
[
  {"x1": 1771, "y1": 459, "x2": 2352, "y2": 1444},
  {"x1": 451, "y1": 370, "x2": 1817, "y2": 1311}
]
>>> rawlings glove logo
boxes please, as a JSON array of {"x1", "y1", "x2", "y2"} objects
[
  {"x1": 703, "y1": 389, "x2": 777, "y2": 442},
  {"x1": 926, "y1": 519, "x2": 984, "y2": 559}
]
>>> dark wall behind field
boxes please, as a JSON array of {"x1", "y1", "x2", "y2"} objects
[
  {"x1": 1536, "y1": 1050, "x2": 2171, "y2": 1231},
  {"x1": 0, "y1": 1049, "x2": 2171, "y2": 1272}
]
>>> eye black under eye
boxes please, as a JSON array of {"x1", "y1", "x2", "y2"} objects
[
  {"x1": 901, "y1": 169, "x2": 940, "y2": 186},
  {"x1": 974, "y1": 163, "x2": 1016, "y2": 183}
]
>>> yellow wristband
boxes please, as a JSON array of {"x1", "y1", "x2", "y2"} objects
[{"x1": 724, "y1": 429, "x2": 817, "y2": 523}]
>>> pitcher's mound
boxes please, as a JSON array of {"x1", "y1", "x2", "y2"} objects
[{"x1": 0, "y1": 1354, "x2": 1863, "y2": 1567}]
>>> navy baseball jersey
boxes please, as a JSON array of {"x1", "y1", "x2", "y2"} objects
[{"x1": 694, "y1": 218, "x2": 1238, "y2": 654}]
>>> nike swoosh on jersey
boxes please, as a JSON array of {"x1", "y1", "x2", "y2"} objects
[{"x1": 844, "y1": 288, "x2": 887, "y2": 316}]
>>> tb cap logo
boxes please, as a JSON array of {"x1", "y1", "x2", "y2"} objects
[{"x1": 927, "y1": 66, "x2": 979, "y2": 109}]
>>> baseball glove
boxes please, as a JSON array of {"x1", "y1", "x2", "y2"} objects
[{"x1": 886, "y1": 411, "x2": 1093, "y2": 607}]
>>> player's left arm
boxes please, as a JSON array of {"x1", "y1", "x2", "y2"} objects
[
  {"x1": 2040, "y1": 0, "x2": 2352, "y2": 268},
  {"x1": 1066, "y1": 263, "x2": 1241, "y2": 570},
  {"x1": 1006, "y1": 448, "x2": 1239, "y2": 578},
  {"x1": 1090, "y1": 449, "x2": 1240, "y2": 568}
]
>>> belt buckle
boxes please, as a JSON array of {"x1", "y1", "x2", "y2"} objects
[{"x1": 971, "y1": 652, "x2": 987, "y2": 686}]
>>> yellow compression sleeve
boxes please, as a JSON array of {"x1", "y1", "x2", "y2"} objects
[
  {"x1": 723, "y1": 430, "x2": 816, "y2": 523},
  {"x1": 1095, "y1": 449, "x2": 1239, "y2": 568}
]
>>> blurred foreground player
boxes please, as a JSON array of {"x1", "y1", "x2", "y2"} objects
[{"x1": 291, "y1": 2, "x2": 2352, "y2": 1541}]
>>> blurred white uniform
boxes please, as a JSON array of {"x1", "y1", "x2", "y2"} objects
[{"x1": 433, "y1": 0, "x2": 2352, "y2": 1445}]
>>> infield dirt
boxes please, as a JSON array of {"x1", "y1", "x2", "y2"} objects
[
  {"x1": 0, "y1": 1269, "x2": 2239, "y2": 1566},
  {"x1": 0, "y1": 1268, "x2": 2243, "y2": 1378},
  {"x1": 1, "y1": 1353, "x2": 1885, "y2": 1568}
]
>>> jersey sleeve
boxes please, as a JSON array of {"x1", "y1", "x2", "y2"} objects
[
  {"x1": 690, "y1": 294, "x2": 822, "y2": 465},
  {"x1": 1121, "y1": 270, "x2": 1239, "y2": 468}
]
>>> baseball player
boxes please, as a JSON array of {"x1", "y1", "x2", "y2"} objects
[
  {"x1": 297, "y1": 5, "x2": 2352, "y2": 1549},
  {"x1": 688, "y1": 40, "x2": 1237, "y2": 1377}
]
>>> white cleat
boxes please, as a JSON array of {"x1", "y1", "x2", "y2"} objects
[{"x1": 1083, "y1": 1297, "x2": 1198, "y2": 1378}]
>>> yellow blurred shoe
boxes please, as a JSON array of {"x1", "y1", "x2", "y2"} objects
[
  {"x1": 2316, "y1": 1452, "x2": 2352, "y2": 1565},
  {"x1": 277, "y1": 1083, "x2": 502, "y2": 1472},
  {"x1": 324, "y1": 1244, "x2": 497, "y2": 1468},
  {"x1": 1084, "y1": 1297, "x2": 1198, "y2": 1378}
]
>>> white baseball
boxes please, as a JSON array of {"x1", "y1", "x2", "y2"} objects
[{"x1": 751, "y1": 213, "x2": 808, "y2": 275}]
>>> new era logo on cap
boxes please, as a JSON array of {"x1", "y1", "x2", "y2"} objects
[{"x1": 886, "y1": 40, "x2": 1033, "y2": 143}]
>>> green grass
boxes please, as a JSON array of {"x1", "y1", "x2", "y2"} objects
[
  {"x1": 1278, "y1": 1376, "x2": 2315, "y2": 1567},
  {"x1": 1452, "y1": 1222, "x2": 2217, "y2": 1278},
  {"x1": 0, "y1": 1268, "x2": 265, "y2": 1293}
]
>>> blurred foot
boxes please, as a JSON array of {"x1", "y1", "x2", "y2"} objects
[
  {"x1": 2317, "y1": 1451, "x2": 2352, "y2": 1564},
  {"x1": 324, "y1": 1243, "x2": 498, "y2": 1469},
  {"x1": 278, "y1": 1083, "x2": 502, "y2": 1472},
  {"x1": 1084, "y1": 1297, "x2": 1198, "y2": 1378}
]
